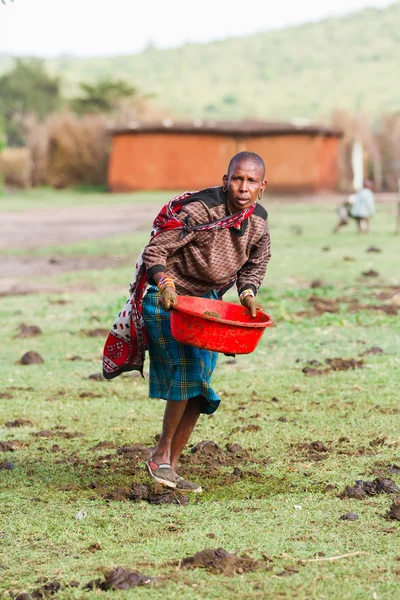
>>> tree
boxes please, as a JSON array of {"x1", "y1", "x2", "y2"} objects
[
  {"x1": 0, "y1": 58, "x2": 61, "y2": 145},
  {"x1": 71, "y1": 79, "x2": 137, "y2": 116}
]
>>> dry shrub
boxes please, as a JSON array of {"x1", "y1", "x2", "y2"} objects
[
  {"x1": 0, "y1": 147, "x2": 33, "y2": 188},
  {"x1": 332, "y1": 110, "x2": 355, "y2": 192},
  {"x1": 332, "y1": 110, "x2": 383, "y2": 192},
  {"x1": 113, "y1": 95, "x2": 173, "y2": 127},
  {"x1": 45, "y1": 112, "x2": 109, "y2": 188},
  {"x1": 376, "y1": 114, "x2": 400, "y2": 191},
  {"x1": 24, "y1": 114, "x2": 49, "y2": 186}
]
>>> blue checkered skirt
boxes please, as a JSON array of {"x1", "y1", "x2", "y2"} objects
[{"x1": 142, "y1": 286, "x2": 220, "y2": 414}]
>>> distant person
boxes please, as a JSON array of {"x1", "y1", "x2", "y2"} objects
[
  {"x1": 333, "y1": 179, "x2": 375, "y2": 233},
  {"x1": 103, "y1": 152, "x2": 271, "y2": 493}
]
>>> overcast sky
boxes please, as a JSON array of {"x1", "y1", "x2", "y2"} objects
[{"x1": 0, "y1": 0, "x2": 395, "y2": 57}]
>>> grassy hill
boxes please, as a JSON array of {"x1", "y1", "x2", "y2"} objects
[{"x1": 2, "y1": 3, "x2": 400, "y2": 121}]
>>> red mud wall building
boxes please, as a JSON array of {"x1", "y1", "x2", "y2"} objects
[{"x1": 108, "y1": 121, "x2": 341, "y2": 193}]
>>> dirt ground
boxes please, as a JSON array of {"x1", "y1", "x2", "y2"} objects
[
  {"x1": 0, "y1": 202, "x2": 157, "y2": 294},
  {"x1": 0, "y1": 202, "x2": 155, "y2": 251}
]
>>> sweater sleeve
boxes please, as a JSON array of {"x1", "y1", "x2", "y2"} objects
[
  {"x1": 236, "y1": 220, "x2": 271, "y2": 296},
  {"x1": 142, "y1": 201, "x2": 210, "y2": 281}
]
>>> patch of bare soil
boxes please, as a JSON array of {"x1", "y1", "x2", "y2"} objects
[
  {"x1": 296, "y1": 293, "x2": 399, "y2": 319},
  {"x1": 370, "y1": 463, "x2": 400, "y2": 477},
  {"x1": 79, "y1": 391, "x2": 101, "y2": 398},
  {"x1": 302, "y1": 357, "x2": 364, "y2": 376},
  {"x1": 219, "y1": 467, "x2": 267, "y2": 486},
  {"x1": 231, "y1": 424, "x2": 261, "y2": 434},
  {"x1": 178, "y1": 548, "x2": 266, "y2": 576},
  {"x1": 13, "y1": 568, "x2": 155, "y2": 598},
  {"x1": 88, "y1": 373, "x2": 105, "y2": 381},
  {"x1": 386, "y1": 497, "x2": 400, "y2": 520},
  {"x1": 302, "y1": 366, "x2": 331, "y2": 376},
  {"x1": 309, "y1": 295, "x2": 338, "y2": 315},
  {"x1": 0, "y1": 203, "x2": 155, "y2": 296},
  {"x1": 32, "y1": 429, "x2": 84, "y2": 439},
  {"x1": 83, "y1": 328, "x2": 110, "y2": 338},
  {"x1": 310, "y1": 279, "x2": 324, "y2": 288},
  {"x1": 130, "y1": 483, "x2": 189, "y2": 506},
  {"x1": 90, "y1": 441, "x2": 117, "y2": 450},
  {"x1": 5, "y1": 419, "x2": 33, "y2": 428},
  {"x1": 360, "y1": 346, "x2": 384, "y2": 356},
  {"x1": 14, "y1": 323, "x2": 42, "y2": 338},
  {"x1": 294, "y1": 440, "x2": 329, "y2": 462},
  {"x1": 376, "y1": 287, "x2": 400, "y2": 302},
  {"x1": 178, "y1": 439, "x2": 267, "y2": 481},
  {"x1": 326, "y1": 357, "x2": 364, "y2": 370},
  {"x1": 276, "y1": 566, "x2": 300, "y2": 577},
  {"x1": 362, "y1": 269, "x2": 380, "y2": 277},
  {"x1": 19, "y1": 351, "x2": 44, "y2": 365},
  {"x1": 189, "y1": 440, "x2": 250, "y2": 464},
  {"x1": 1, "y1": 203, "x2": 155, "y2": 251},
  {"x1": 0, "y1": 256, "x2": 124, "y2": 281},
  {"x1": 14, "y1": 580, "x2": 62, "y2": 599},
  {"x1": 116, "y1": 444, "x2": 153, "y2": 461},
  {"x1": 358, "y1": 303, "x2": 398, "y2": 316},
  {"x1": 369, "y1": 436, "x2": 387, "y2": 447},
  {"x1": 341, "y1": 478, "x2": 399, "y2": 499},
  {"x1": 88, "y1": 480, "x2": 190, "y2": 506},
  {"x1": 84, "y1": 568, "x2": 155, "y2": 591},
  {"x1": 0, "y1": 278, "x2": 101, "y2": 297},
  {"x1": 0, "y1": 440, "x2": 26, "y2": 452},
  {"x1": 340, "y1": 512, "x2": 359, "y2": 520},
  {"x1": 0, "y1": 460, "x2": 14, "y2": 470}
]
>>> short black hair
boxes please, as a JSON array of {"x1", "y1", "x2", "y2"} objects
[{"x1": 227, "y1": 151, "x2": 265, "y2": 178}]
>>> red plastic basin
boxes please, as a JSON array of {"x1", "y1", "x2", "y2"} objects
[{"x1": 170, "y1": 296, "x2": 274, "y2": 354}]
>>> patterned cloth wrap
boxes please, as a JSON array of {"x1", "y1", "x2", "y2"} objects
[
  {"x1": 102, "y1": 189, "x2": 256, "y2": 379},
  {"x1": 142, "y1": 286, "x2": 221, "y2": 414}
]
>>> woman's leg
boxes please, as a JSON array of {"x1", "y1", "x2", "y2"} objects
[
  {"x1": 151, "y1": 396, "x2": 203, "y2": 471},
  {"x1": 169, "y1": 396, "x2": 203, "y2": 473},
  {"x1": 151, "y1": 399, "x2": 188, "y2": 465}
]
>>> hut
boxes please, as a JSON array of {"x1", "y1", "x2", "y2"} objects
[{"x1": 108, "y1": 119, "x2": 342, "y2": 193}]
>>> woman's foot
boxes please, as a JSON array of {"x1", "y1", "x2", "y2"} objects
[
  {"x1": 146, "y1": 460, "x2": 176, "y2": 488},
  {"x1": 174, "y1": 476, "x2": 202, "y2": 493}
]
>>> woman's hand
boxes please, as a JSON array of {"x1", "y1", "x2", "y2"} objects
[
  {"x1": 240, "y1": 293, "x2": 257, "y2": 317},
  {"x1": 159, "y1": 286, "x2": 177, "y2": 311},
  {"x1": 240, "y1": 288, "x2": 258, "y2": 317},
  {"x1": 156, "y1": 273, "x2": 178, "y2": 311}
]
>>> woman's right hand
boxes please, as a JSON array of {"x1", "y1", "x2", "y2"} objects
[
  {"x1": 159, "y1": 286, "x2": 178, "y2": 311},
  {"x1": 155, "y1": 273, "x2": 178, "y2": 311}
]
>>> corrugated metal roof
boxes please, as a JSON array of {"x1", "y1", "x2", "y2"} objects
[{"x1": 109, "y1": 119, "x2": 342, "y2": 137}]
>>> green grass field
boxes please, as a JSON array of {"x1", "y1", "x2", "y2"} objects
[{"x1": 1, "y1": 190, "x2": 399, "y2": 599}]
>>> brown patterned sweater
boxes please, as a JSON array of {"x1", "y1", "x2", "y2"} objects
[{"x1": 142, "y1": 186, "x2": 271, "y2": 297}]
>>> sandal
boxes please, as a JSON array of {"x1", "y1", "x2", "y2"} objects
[
  {"x1": 146, "y1": 459, "x2": 176, "y2": 488},
  {"x1": 146, "y1": 460, "x2": 176, "y2": 488},
  {"x1": 175, "y1": 476, "x2": 202, "y2": 493}
]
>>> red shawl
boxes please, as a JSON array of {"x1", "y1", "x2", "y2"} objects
[{"x1": 102, "y1": 190, "x2": 255, "y2": 379}]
